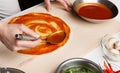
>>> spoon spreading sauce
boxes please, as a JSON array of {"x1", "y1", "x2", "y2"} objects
[
  {"x1": 8, "y1": 12, "x2": 70, "y2": 55},
  {"x1": 77, "y1": 3, "x2": 113, "y2": 19},
  {"x1": 46, "y1": 31, "x2": 66, "y2": 44},
  {"x1": 15, "y1": 31, "x2": 66, "y2": 44}
]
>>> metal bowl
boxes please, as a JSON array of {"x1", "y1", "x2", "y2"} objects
[
  {"x1": 73, "y1": 0, "x2": 118, "y2": 23},
  {"x1": 0, "y1": 67, "x2": 25, "y2": 73},
  {"x1": 55, "y1": 58, "x2": 103, "y2": 73}
]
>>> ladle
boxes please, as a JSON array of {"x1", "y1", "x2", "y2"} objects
[{"x1": 15, "y1": 31, "x2": 66, "y2": 44}]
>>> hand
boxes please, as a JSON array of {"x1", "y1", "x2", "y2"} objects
[
  {"x1": 0, "y1": 21, "x2": 41, "y2": 51},
  {"x1": 44, "y1": 0, "x2": 72, "y2": 11}
]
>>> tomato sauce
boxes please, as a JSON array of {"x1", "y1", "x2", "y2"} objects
[
  {"x1": 77, "y1": 3, "x2": 113, "y2": 19},
  {"x1": 8, "y1": 12, "x2": 70, "y2": 55}
]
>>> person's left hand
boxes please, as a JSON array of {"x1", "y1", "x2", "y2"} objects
[{"x1": 44, "y1": 0, "x2": 72, "y2": 11}]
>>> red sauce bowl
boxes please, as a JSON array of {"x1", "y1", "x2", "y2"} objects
[{"x1": 73, "y1": 0, "x2": 118, "y2": 23}]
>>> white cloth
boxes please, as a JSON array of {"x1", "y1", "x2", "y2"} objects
[{"x1": 0, "y1": 0, "x2": 21, "y2": 20}]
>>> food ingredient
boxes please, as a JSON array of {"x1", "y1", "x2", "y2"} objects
[
  {"x1": 8, "y1": 12, "x2": 70, "y2": 55},
  {"x1": 103, "y1": 56, "x2": 120, "y2": 73},
  {"x1": 103, "y1": 35, "x2": 120, "y2": 55},
  {"x1": 77, "y1": 3, "x2": 112, "y2": 19},
  {"x1": 103, "y1": 60, "x2": 120, "y2": 73},
  {"x1": 63, "y1": 66, "x2": 93, "y2": 73}
]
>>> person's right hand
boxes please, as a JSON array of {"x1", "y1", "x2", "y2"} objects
[{"x1": 0, "y1": 21, "x2": 41, "y2": 51}]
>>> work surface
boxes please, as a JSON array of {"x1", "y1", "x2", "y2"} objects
[{"x1": 0, "y1": 0, "x2": 120, "y2": 73}]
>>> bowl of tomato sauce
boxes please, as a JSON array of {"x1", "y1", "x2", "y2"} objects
[{"x1": 73, "y1": 0, "x2": 118, "y2": 23}]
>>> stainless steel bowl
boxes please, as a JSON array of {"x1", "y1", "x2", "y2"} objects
[
  {"x1": 73, "y1": 0, "x2": 118, "y2": 23},
  {"x1": 0, "y1": 67, "x2": 25, "y2": 73},
  {"x1": 55, "y1": 58, "x2": 103, "y2": 73}
]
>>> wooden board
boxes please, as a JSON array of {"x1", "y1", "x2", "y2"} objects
[{"x1": 0, "y1": 2, "x2": 120, "y2": 73}]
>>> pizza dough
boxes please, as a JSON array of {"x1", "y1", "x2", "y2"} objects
[{"x1": 8, "y1": 12, "x2": 70, "y2": 55}]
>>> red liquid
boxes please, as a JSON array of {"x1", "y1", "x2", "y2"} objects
[{"x1": 77, "y1": 3, "x2": 113, "y2": 19}]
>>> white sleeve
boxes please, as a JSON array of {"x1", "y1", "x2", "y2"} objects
[{"x1": 0, "y1": 0, "x2": 21, "y2": 19}]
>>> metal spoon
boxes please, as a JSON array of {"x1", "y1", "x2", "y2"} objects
[{"x1": 15, "y1": 31, "x2": 66, "y2": 44}]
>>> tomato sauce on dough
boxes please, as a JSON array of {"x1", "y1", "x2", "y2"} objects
[
  {"x1": 8, "y1": 12, "x2": 70, "y2": 55},
  {"x1": 77, "y1": 3, "x2": 113, "y2": 19}
]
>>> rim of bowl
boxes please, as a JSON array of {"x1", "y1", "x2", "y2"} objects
[{"x1": 55, "y1": 58, "x2": 104, "y2": 73}]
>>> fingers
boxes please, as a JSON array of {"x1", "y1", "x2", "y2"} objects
[
  {"x1": 44, "y1": 0, "x2": 72, "y2": 11},
  {"x1": 1, "y1": 24, "x2": 41, "y2": 51},
  {"x1": 15, "y1": 39, "x2": 41, "y2": 50},
  {"x1": 13, "y1": 46, "x2": 28, "y2": 51},
  {"x1": 63, "y1": 0, "x2": 72, "y2": 7},
  {"x1": 14, "y1": 24, "x2": 41, "y2": 51},
  {"x1": 56, "y1": 0, "x2": 72, "y2": 11},
  {"x1": 13, "y1": 37, "x2": 41, "y2": 51},
  {"x1": 44, "y1": 0, "x2": 52, "y2": 11},
  {"x1": 20, "y1": 24, "x2": 40, "y2": 38}
]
